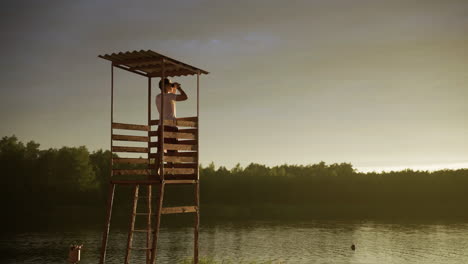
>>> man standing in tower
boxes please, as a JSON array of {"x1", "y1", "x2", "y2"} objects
[
  {"x1": 155, "y1": 78, "x2": 188, "y2": 176},
  {"x1": 156, "y1": 78, "x2": 188, "y2": 123}
]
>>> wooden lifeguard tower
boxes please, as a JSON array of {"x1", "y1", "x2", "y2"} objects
[{"x1": 98, "y1": 50, "x2": 208, "y2": 264}]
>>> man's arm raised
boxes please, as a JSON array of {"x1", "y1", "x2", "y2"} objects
[{"x1": 175, "y1": 84, "x2": 188, "y2": 101}]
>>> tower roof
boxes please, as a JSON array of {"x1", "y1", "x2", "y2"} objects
[{"x1": 98, "y1": 50, "x2": 209, "y2": 77}]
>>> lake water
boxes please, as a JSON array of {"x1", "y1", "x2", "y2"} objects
[{"x1": 1, "y1": 221, "x2": 468, "y2": 263}]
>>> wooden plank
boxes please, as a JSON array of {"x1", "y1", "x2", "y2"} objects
[
  {"x1": 178, "y1": 128, "x2": 198, "y2": 133},
  {"x1": 112, "y1": 122, "x2": 149, "y2": 131},
  {"x1": 161, "y1": 206, "x2": 197, "y2": 214},
  {"x1": 166, "y1": 152, "x2": 197, "y2": 157},
  {"x1": 112, "y1": 134, "x2": 149, "y2": 142},
  {"x1": 163, "y1": 163, "x2": 197, "y2": 169},
  {"x1": 165, "y1": 180, "x2": 196, "y2": 184},
  {"x1": 110, "y1": 179, "x2": 195, "y2": 185},
  {"x1": 149, "y1": 152, "x2": 196, "y2": 159},
  {"x1": 149, "y1": 119, "x2": 198, "y2": 127},
  {"x1": 164, "y1": 174, "x2": 197, "y2": 180},
  {"x1": 125, "y1": 185, "x2": 139, "y2": 263},
  {"x1": 174, "y1": 117, "x2": 198, "y2": 122},
  {"x1": 163, "y1": 131, "x2": 196, "y2": 140},
  {"x1": 149, "y1": 140, "x2": 197, "y2": 148},
  {"x1": 149, "y1": 131, "x2": 197, "y2": 139},
  {"x1": 163, "y1": 155, "x2": 197, "y2": 163},
  {"x1": 112, "y1": 146, "x2": 148, "y2": 153},
  {"x1": 110, "y1": 180, "x2": 161, "y2": 185},
  {"x1": 113, "y1": 169, "x2": 151, "y2": 176},
  {"x1": 164, "y1": 168, "x2": 196, "y2": 175},
  {"x1": 176, "y1": 140, "x2": 197, "y2": 145},
  {"x1": 165, "y1": 144, "x2": 197, "y2": 151},
  {"x1": 113, "y1": 158, "x2": 148, "y2": 164},
  {"x1": 167, "y1": 120, "x2": 197, "y2": 127},
  {"x1": 99, "y1": 184, "x2": 115, "y2": 264}
]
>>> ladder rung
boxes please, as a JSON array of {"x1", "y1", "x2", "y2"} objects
[
  {"x1": 135, "y1": 213, "x2": 155, "y2": 215},
  {"x1": 161, "y1": 206, "x2": 198, "y2": 214},
  {"x1": 165, "y1": 180, "x2": 197, "y2": 184}
]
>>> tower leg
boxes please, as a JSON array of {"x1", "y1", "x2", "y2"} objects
[
  {"x1": 150, "y1": 182, "x2": 165, "y2": 264},
  {"x1": 194, "y1": 182, "x2": 200, "y2": 264},
  {"x1": 125, "y1": 185, "x2": 140, "y2": 263},
  {"x1": 99, "y1": 183, "x2": 116, "y2": 264},
  {"x1": 146, "y1": 185, "x2": 152, "y2": 264}
]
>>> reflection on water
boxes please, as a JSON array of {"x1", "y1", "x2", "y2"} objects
[{"x1": 1, "y1": 221, "x2": 468, "y2": 263}]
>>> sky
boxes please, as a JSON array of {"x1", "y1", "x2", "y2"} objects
[{"x1": 1, "y1": 0, "x2": 467, "y2": 172}]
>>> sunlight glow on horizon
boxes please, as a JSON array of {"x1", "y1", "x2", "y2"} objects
[{"x1": 356, "y1": 162, "x2": 468, "y2": 173}]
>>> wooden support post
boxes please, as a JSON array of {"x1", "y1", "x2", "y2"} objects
[
  {"x1": 194, "y1": 71, "x2": 200, "y2": 264},
  {"x1": 148, "y1": 77, "x2": 152, "y2": 178},
  {"x1": 194, "y1": 182, "x2": 200, "y2": 264},
  {"x1": 125, "y1": 185, "x2": 140, "y2": 263},
  {"x1": 147, "y1": 75, "x2": 153, "y2": 264},
  {"x1": 146, "y1": 185, "x2": 152, "y2": 264},
  {"x1": 160, "y1": 59, "x2": 165, "y2": 181},
  {"x1": 150, "y1": 182, "x2": 165, "y2": 263},
  {"x1": 99, "y1": 183, "x2": 115, "y2": 264},
  {"x1": 111, "y1": 64, "x2": 114, "y2": 178},
  {"x1": 100, "y1": 63, "x2": 115, "y2": 264}
]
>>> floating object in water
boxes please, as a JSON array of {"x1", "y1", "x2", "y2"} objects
[
  {"x1": 351, "y1": 244, "x2": 356, "y2": 251},
  {"x1": 68, "y1": 244, "x2": 83, "y2": 263}
]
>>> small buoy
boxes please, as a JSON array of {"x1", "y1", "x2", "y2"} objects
[{"x1": 351, "y1": 244, "x2": 356, "y2": 251}]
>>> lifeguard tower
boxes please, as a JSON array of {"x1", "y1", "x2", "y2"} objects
[{"x1": 98, "y1": 50, "x2": 208, "y2": 264}]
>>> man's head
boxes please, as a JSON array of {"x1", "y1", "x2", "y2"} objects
[{"x1": 158, "y1": 78, "x2": 176, "y2": 94}]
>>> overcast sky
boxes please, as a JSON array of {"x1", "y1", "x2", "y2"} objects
[{"x1": 1, "y1": 0, "x2": 467, "y2": 172}]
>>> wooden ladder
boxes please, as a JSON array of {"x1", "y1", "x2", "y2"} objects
[
  {"x1": 123, "y1": 179, "x2": 200, "y2": 264},
  {"x1": 125, "y1": 185, "x2": 153, "y2": 264}
]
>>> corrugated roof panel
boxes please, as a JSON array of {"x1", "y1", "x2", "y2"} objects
[{"x1": 98, "y1": 50, "x2": 208, "y2": 77}]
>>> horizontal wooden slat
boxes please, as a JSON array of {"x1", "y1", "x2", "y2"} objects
[
  {"x1": 178, "y1": 128, "x2": 198, "y2": 133},
  {"x1": 110, "y1": 179, "x2": 197, "y2": 185},
  {"x1": 149, "y1": 152, "x2": 197, "y2": 159},
  {"x1": 165, "y1": 180, "x2": 197, "y2": 184},
  {"x1": 149, "y1": 128, "x2": 198, "y2": 137},
  {"x1": 112, "y1": 134, "x2": 149, "y2": 142},
  {"x1": 161, "y1": 206, "x2": 197, "y2": 214},
  {"x1": 164, "y1": 174, "x2": 197, "y2": 180},
  {"x1": 149, "y1": 119, "x2": 197, "y2": 127},
  {"x1": 175, "y1": 117, "x2": 198, "y2": 122},
  {"x1": 113, "y1": 169, "x2": 151, "y2": 176},
  {"x1": 164, "y1": 144, "x2": 197, "y2": 151},
  {"x1": 164, "y1": 168, "x2": 196, "y2": 175},
  {"x1": 163, "y1": 155, "x2": 197, "y2": 163},
  {"x1": 149, "y1": 140, "x2": 197, "y2": 148},
  {"x1": 176, "y1": 140, "x2": 197, "y2": 145},
  {"x1": 113, "y1": 158, "x2": 148, "y2": 164},
  {"x1": 112, "y1": 122, "x2": 149, "y2": 131},
  {"x1": 162, "y1": 131, "x2": 196, "y2": 140},
  {"x1": 112, "y1": 146, "x2": 148, "y2": 153},
  {"x1": 164, "y1": 163, "x2": 197, "y2": 169},
  {"x1": 167, "y1": 120, "x2": 197, "y2": 127}
]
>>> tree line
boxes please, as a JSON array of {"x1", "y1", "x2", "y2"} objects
[{"x1": 1, "y1": 135, "x2": 467, "y2": 230}]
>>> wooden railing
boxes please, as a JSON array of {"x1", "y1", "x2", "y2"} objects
[{"x1": 111, "y1": 117, "x2": 199, "y2": 180}]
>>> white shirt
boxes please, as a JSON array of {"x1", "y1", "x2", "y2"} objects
[{"x1": 156, "y1": 93, "x2": 177, "y2": 123}]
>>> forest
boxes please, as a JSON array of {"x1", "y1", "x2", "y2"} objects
[{"x1": 1, "y1": 135, "x2": 467, "y2": 231}]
